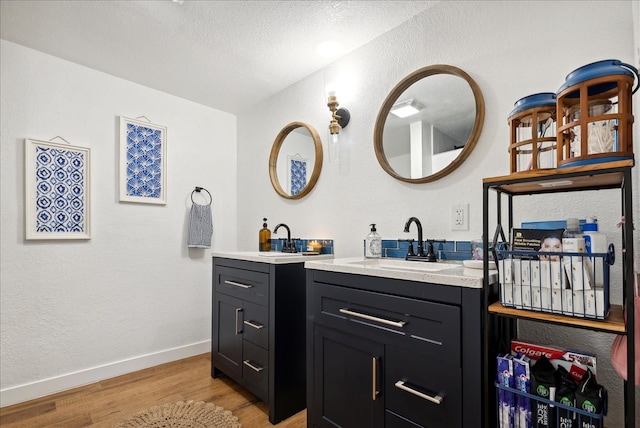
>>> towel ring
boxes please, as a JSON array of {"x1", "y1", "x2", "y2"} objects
[{"x1": 191, "y1": 187, "x2": 212, "y2": 206}]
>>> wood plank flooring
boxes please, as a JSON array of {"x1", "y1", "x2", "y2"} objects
[{"x1": 0, "y1": 353, "x2": 306, "y2": 427}]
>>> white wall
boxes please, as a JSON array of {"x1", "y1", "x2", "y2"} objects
[
  {"x1": 0, "y1": 40, "x2": 237, "y2": 406},
  {"x1": 237, "y1": 2, "x2": 638, "y2": 425},
  {"x1": 1, "y1": 1, "x2": 638, "y2": 422}
]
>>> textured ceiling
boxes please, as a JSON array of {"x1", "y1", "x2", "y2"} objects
[{"x1": 0, "y1": 0, "x2": 438, "y2": 114}]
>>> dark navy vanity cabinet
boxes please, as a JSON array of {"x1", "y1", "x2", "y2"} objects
[
  {"x1": 211, "y1": 256, "x2": 308, "y2": 424},
  {"x1": 305, "y1": 268, "x2": 489, "y2": 428}
]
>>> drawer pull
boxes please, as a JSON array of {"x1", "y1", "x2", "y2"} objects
[
  {"x1": 224, "y1": 280, "x2": 253, "y2": 289},
  {"x1": 339, "y1": 308, "x2": 406, "y2": 328},
  {"x1": 243, "y1": 320, "x2": 264, "y2": 330},
  {"x1": 235, "y1": 308, "x2": 243, "y2": 335},
  {"x1": 243, "y1": 360, "x2": 264, "y2": 372},
  {"x1": 372, "y1": 357, "x2": 379, "y2": 401},
  {"x1": 394, "y1": 380, "x2": 443, "y2": 405}
]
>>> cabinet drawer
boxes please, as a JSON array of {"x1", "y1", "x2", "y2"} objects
[
  {"x1": 215, "y1": 265, "x2": 269, "y2": 306},
  {"x1": 385, "y1": 345, "x2": 461, "y2": 428},
  {"x1": 385, "y1": 410, "x2": 422, "y2": 427},
  {"x1": 242, "y1": 340, "x2": 268, "y2": 400},
  {"x1": 312, "y1": 283, "x2": 460, "y2": 365},
  {"x1": 243, "y1": 300, "x2": 268, "y2": 349}
]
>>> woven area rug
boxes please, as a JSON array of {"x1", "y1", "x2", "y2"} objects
[{"x1": 114, "y1": 400, "x2": 241, "y2": 428}]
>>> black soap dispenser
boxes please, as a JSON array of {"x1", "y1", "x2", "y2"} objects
[{"x1": 259, "y1": 218, "x2": 271, "y2": 252}]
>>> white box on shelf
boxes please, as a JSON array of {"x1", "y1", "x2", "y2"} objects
[
  {"x1": 499, "y1": 258, "x2": 513, "y2": 288},
  {"x1": 532, "y1": 287, "x2": 565, "y2": 313},
  {"x1": 500, "y1": 282, "x2": 514, "y2": 307},
  {"x1": 514, "y1": 285, "x2": 532, "y2": 309},
  {"x1": 540, "y1": 260, "x2": 565, "y2": 289},
  {"x1": 512, "y1": 258, "x2": 542, "y2": 287},
  {"x1": 567, "y1": 288, "x2": 607, "y2": 318},
  {"x1": 564, "y1": 259, "x2": 594, "y2": 290}
]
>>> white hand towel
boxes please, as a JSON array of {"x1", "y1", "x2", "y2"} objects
[{"x1": 188, "y1": 203, "x2": 212, "y2": 248}]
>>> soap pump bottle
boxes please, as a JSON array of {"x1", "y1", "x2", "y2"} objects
[
  {"x1": 562, "y1": 217, "x2": 585, "y2": 253},
  {"x1": 365, "y1": 224, "x2": 382, "y2": 258},
  {"x1": 259, "y1": 218, "x2": 271, "y2": 252},
  {"x1": 562, "y1": 217, "x2": 585, "y2": 265}
]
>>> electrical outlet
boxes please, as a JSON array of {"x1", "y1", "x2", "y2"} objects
[{"x1": 451, "y1": 203, "x2": 469, "y2": 231}]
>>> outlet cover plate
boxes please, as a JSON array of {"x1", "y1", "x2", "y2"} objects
[{"x1": 452, "y1": 203, "x2": 469, "y2": 231}]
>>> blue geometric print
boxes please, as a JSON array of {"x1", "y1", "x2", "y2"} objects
[
  {"x1": 35, "y1": 146, "x2": 85, "y2": 232},
  {"x1": 290, "y1": 159, "x2": 307, "y2": 196},
  {"x1": 126, "y1": 123, "x2": 163, "y2": 198}
]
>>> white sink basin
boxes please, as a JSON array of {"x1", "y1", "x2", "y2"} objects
[
  {"x1": 348, "y1": 258, "x2": 461, "y2": 272},
  {"x1": 257, "y1": 252, "x2": 301, "y2": 257}
]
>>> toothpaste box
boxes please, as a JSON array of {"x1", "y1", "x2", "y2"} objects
[
  {"x1": 512, "y1": 354, "x2": 532, "y2": 428},
  {"x1": 497, "y1": 353, "x2": 515, "y2": 428},
  {"x1": 510, "y1": 340, "x2": 597, "y2": 383}
]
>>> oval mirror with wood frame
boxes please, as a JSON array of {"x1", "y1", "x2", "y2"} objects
[
  {"x1": 374, "y1": 64, "x2": 485, "y2": 183},
  {"x1": 269, "y1": 122, "x2": 323, "y2": 199}
]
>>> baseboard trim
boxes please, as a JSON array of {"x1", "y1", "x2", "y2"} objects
[{"x1": 0, "y1": 340, "x2": 211, "y2": 408}]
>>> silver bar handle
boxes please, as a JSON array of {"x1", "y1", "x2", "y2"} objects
[
  {"x1": 225, "y1": 280, "x2": 253, "y2": 289},
  {"x1": 235, "y1": 308, "x2": 243, "y2": 335},
  {"x1": 243, "y1": 360, "x2": 264, "y2": 372},
  {"x1": 243, "y1": 320, "x2": 264, "y2": 330},
  {"x1": 372, "y1": 357, "x2": 379, "y2": 400},
  {"x1": 394, "y1": 380, "x2": 443, "y2": 405},
  {"x1": 339, "y1": 308, "x2": 406, "y2": 328}
]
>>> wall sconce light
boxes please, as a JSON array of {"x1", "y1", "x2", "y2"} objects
[
  {"x1": 327, "y1": 92, "x2": 350, "y2": 143},
  {"x1": 390, "y1": 98, "x2": 424, "y2": 118}
]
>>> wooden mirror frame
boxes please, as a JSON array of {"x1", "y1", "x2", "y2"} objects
[
  {"x1": 373, "y1": 64, "x2": 485, "y2": 183},
  {"x1": 269, "y1": 121, "x2": 323, "y2": 199}
]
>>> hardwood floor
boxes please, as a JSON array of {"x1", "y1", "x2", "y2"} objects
[{"x1": 0, "y1": 353, "x2": 307, "y2": 427}]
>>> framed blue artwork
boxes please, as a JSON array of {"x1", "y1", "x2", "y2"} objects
[
  {"x1": 119, "y1": 116, "x2": 167, "y2": 204},
  {"x1": 287, "y1": 154, "x2": 308, "y2": 196},
  {"x1": 24, "y1": 138, "x2": 91, "y2": 240}
]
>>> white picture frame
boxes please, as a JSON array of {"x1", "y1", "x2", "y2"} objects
[
  {"x1": 24, "y1": 138, "x2": 91, "y2": 240},
  {"x1": 119, "y1": 116, "x2": 167, "y2": 204}
]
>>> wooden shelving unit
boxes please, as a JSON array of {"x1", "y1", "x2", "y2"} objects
[
  {"x1": 487, "y1": 301, "x2": 625, "y2": 333},
  {"x1": 482, "y1": 159, "x2": 636, "y2": 427}
]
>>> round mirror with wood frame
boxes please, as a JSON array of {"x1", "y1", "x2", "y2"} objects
[
  {"x1": 269, "y1": 121, "x2": 323, "y2": 199},
  {"x1": 374, "y1": 64, "x2": 485, "y2": 183}
]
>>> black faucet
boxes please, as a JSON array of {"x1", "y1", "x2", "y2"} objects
[
  {"x1": 403, "y1": 217, "x2": 444, "y2": 262},
  {"x1": 274, "y1": 223, "x2": 296, "y2": 253},
  {"x1": 403, "y1": 217, "x2": 425, "y2": 258}
]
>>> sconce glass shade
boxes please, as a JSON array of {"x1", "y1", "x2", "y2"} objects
[
  {"x1": 327, "y1": 93, "x2": 350, "y2": 134},
  {"x1": 390, "y1": 98, "x2": 424, "y2": 118}
]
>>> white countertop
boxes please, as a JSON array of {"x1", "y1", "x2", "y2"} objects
[
  {"x1": 213, "y1": 251, "x2": 334, "y2": 264},
  {"x1": 304, "y1": 257, "x2": 498, "y2": 289}
]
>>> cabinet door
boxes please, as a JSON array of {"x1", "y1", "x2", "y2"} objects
[
  {"x1": 385, "y1": 345, "x2": 461, "y2": 428},
  {"x1": 212, "y1": 293, "x2": 243, "y2": 379},
  {"x1": 312, "y1": 324, "x2": 384, "y2": 428}
]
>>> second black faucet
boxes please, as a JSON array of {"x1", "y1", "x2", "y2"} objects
[{"x1": 274, "y1": 223, "x2": 297, "y2": 253}]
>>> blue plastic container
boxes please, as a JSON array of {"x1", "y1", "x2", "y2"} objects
[
  {"x1": 558, "y1": 59, "x2": 639, "y2": 97},
  {"x1": 508, "y1": 92, "x2": 557, "y2": 118}
]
